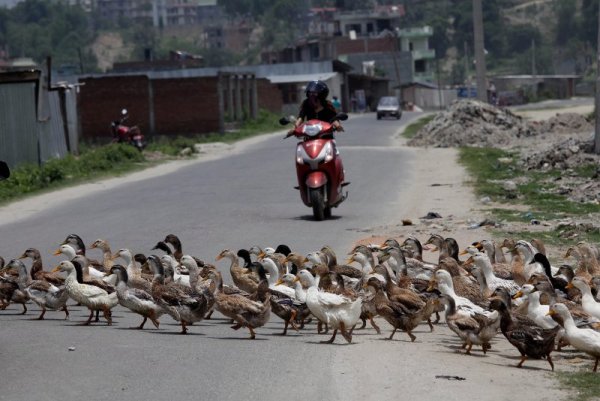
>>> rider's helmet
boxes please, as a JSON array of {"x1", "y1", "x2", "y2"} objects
[{"x1": 305, "y1": 80, "x2": 329, "y2": 102}]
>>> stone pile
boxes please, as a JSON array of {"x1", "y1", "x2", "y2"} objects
[{"x1": 407, "y1": 99, "x2": 537, "y2": 148}]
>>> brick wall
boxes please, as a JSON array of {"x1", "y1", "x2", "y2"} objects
[
  {"x1": 256, "y1": 78, "x2": 283, "y2": 114},
  {"x1": 79, "y1": 75, "x2": 283, "y2": 141},
  {"x1": 153, "y1": 77, "x2": 220, "y2": 135},
  {"x1": 79, "y1": 75, "x2": 150, "y2": 141}
]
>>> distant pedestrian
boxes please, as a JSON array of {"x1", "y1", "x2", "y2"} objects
[
  {"x1": 350, "y1": 94, "x2": 357, "y2": 112},
  {"x1": 332, "y1": 96, "x2": 341, "y2": 111}
]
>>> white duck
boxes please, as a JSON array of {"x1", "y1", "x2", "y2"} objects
[
  {"x1": 548, "y1": 303, "x2": 600, "y2": 372},
  {"x1": 52, "y1": 260, "x2": 118, "y2": 325},
  {"x1": 5, "y1": 259, "x2": 68, "y2": 319},
  {"x1": 468, "y1": 251, "x2": 520, "y2": 295},
  {"x1": 109, "y1": 264, "x2": 162, "y2": 329},
  {"x1": 260, "y1": 257, "x2": 296, "y2": 299},
  {"x1": 429, "y1": 269, "x2": 495, "y2": 318},
  {"x1": 54, "y1": 244, "x2": 111, "y2": 282},
  {"x1": 513, "y1": 285, "x2": 557, "y2": 329},
  {"x1": 295, "y1": 269, "x2": 362, "y2": 344},
  {"x1": 160, "y1": 254, "x2": 190, "y2": 287},
  {"x1": 568, "y1": 277, "x2": 600, "y2": 320}
]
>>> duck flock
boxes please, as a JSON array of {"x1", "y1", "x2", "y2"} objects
[{"x1": 2, "y1": 232, "x2": 600, "y2": 373}]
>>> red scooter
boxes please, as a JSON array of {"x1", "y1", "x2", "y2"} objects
[
  {"x1": 281, "y1": 113, "x2": 349, "y2": 220},
  {"x1": 111, "y1": 109, "x2": 146, "y2": 151}
]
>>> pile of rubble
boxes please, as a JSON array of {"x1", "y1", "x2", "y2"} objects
[
  {"x1": 407, "y1": 98, "x2": 600, "y2": 204},
  {"x1": 535, "y1": 112, "x2": 593, "y2": 134},
  {"x1": 407, "y1": 99, "x2": 537, "y2": 148}
]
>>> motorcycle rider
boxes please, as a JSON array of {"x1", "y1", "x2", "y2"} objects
[
  {"x1": 289, "y1": 80, "x2": 344, "y2": 137},
  {"x1": 288, "y1": 80, "x2": 347, "y2": 188}
]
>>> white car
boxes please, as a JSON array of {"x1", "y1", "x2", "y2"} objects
[{"x1": 376, "y1": 96, "x2": 401, "y2": 120}]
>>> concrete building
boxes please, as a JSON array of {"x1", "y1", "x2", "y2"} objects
[{"x1": 396, "y1": 26, "x2": 436, "y2": 82}]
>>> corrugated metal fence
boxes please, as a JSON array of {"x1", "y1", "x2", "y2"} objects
[{"x1": 0, "y1": 71, "x2": 78, "y2": 170}]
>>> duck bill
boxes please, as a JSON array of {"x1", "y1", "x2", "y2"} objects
[
  {"x1": 52, "y1": 249, "x2": 62, "y2": 256},
  {"x1": 50, "y1": 265, "x2": 61, "y2": 273}
]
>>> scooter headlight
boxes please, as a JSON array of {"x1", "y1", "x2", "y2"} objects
[
  {"x1": 296, "y1": 146, "x2": 305, "y2": 165},
  {"x1": 302, "y1": 123, "x2": 323, "y2": 137},
  {"x1": 323, "y1": 142, "x2": 334, "y2": 163}
]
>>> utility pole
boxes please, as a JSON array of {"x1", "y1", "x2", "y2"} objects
[
  {"x1": 473, "y1": 0, "x2": 487, "y2": 102},
  {"x1": 531, "y1": 39, "x2": 536, "y2": 76},
  {"x1": 595, "y1": 0, "x2": 600, "y2": 153}
]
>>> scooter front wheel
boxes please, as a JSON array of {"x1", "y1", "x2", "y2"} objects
[{"x1": 309, "y1": 188, "x2": 325, "y2": 221}]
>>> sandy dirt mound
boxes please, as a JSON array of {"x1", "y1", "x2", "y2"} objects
[{"x1": 407, "y1": 99, "x2": 537, "y2": 148}]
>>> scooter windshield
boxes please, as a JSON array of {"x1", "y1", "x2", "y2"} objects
[{"x1": 302, "y1": 122, "x2": 323, "y2": 137}]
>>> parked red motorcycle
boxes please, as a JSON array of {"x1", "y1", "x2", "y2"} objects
[
  {"x1": 111, "y1": 109, "x2": 146, "y2": 151},
  {"x1": 281, "y1": 113, "x2": 349, "y2": 220}
]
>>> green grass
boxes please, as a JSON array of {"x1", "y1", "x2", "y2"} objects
[
  {"x1": 0, "y1": 109, "x2": 282, "y2": 205},
  {"x1": 401, "y1": 114, "x2": 435, "y2": 138},
  {"x1": 458, "y1": 146, "x2": 600, "y2": 244},
  {"x1": 557, "y1": 370, "x2": 600, "y2": 401}
]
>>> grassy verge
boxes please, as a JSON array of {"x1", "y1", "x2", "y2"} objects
[
  {"x1": 557, "y1": 370, "x2": 600, "y2": 401},
  {"x1": 458, "y1": 146, "x2": 600, "y2": 246},
  {"x1": 401, "y1": 114, "x2": 435, "y2": 138},
  {"x1": 0, "y1": 109, "x2": 282, "y2": 205}
]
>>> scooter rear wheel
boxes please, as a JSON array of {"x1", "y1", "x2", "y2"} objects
[{"x1": 310, "y1": 189, "x2": 325, "y2": 221}]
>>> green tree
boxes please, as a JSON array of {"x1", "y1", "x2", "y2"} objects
[{"x1": 554, "y1": 0, "x2": 577, "y2": 46}]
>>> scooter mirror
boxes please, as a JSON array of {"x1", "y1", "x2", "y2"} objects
[
  {"x1": 0, "y1": 161, "x2": 10, "y2": 181},
  {"x1": 121, "y1": 108, "x2": 128, "y2": 115},
  {"x1": 279, "y1": 117, "x2": 291, "y2": 125},
  {"x1": 336, "y1": 112, "x2": 348, "y2": 121}
]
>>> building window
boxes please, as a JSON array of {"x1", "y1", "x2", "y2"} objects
[{"x1": 415, "y1": 59, "x2": 426, "y2": 73}]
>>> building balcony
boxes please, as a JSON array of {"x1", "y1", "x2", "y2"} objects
[
  {"x1": 412, "y1": 49, "x2": 435, "y2": 60},
  {"x1": 396, "y1": 26, "x2": 433, "y2": 38}
]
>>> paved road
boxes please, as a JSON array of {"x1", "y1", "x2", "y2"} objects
[{"x1": 0, "y1": 111, "x2": 432, "y2": 401}]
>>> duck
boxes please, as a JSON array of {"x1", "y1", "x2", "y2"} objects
[
  {"x1": 465, "y1": 251, "x2": 520, "y2": 295},
  {"x1": 428, "y1": 269, "x2": 493, "y2": 317},
  {"x1": 259, "y1": 256, "x2": 297, "y2": 299},
  {"x1": 319, "y1": 245, "x2": 363, "y2": 281},
  {"x1": 89, "y1": 239, "x2": 115, "y2": 271},
  {"x1": 531, "y1": 253, "x2": 568, "y2": 294},
  {"x1": 548, "y1": 303, "x2": 600, "y2": 372},
  {"x1": 61, "y1": 233, "x2": 105, "y2": 272},
  {"x1": 162, "y1": 234, "x2": 184, "y2": 262},
  {"x1": 208, "y1": 269, "x2": 271, "y2": 339},
  {"x1": 216, "y1": 249, "x2": 259, "y2": 294},
  {"x1": 488, "y1": 297, "x2": 559, "y2": 370},
  {"x1": 377, "y1": 264, "x2": 436, "y2": 331},
  {"x1": 365, "y1": 277, "x2": 433, "y2": 341},
  {"x1": 53, "y1": 244, "x2": 106, "y2": 280},
  {"x1": 498, "y1": 238, "x2": 528, "y2": 286},
  {"x1": 438, "y1": 294, "x2": 499, "y2": 354},
  {"x1": 437, "y1": 257, "x2": 487, "y2": 307},
  {"x1": 470, "y1": 239, "x2": 512, "y2": 279},
  {"x1": 513, "y1": 286, "x2": 558, "y2": 329},
  {"x1": 565, "y1": 246, "x2": 596, "y2": 282},
  {"x1": 111, "y1": 248, "x2": 153, "y2": 292},
  {"x1": 147, "y1": 255, "x2": 214, "y2": 334},
  {"x1": 52, "y1": 260, "x2": 118, "y2": 325},
  {"x1": 568, "y1": 277, "x2": 600, "y2": 320},
  {"x1": 255, "y1": 264, "x2": 307, "y2": 336},
  {"x1": 108, "y1": 264, "x2": 162, "y2": 329},
  {"x1": 160, "y1": 254, "x2": 190, "y2": 287},
  {"x1": 295, "y1": 269, "x2": 361, "y2": 343},
  {"x1": 1, "y1": 259, "x2": 31, "y2": 314},
  {"x1": 424, "y1": 234, "x2": 461, "y2": 264},
  {"x1": 18, "y1": 248, "x2": 64, "y2": 286},
  {"x1": 7, "y1": 259, "x2": 69, "y2": 320}
]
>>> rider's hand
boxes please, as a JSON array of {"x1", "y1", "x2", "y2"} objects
[
  {"x1": 335, "y1": 124, "x2": 344, "y2": 132},
  {"x1": 285, "y1": 128, "x2": 295, "y2": 138}
]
